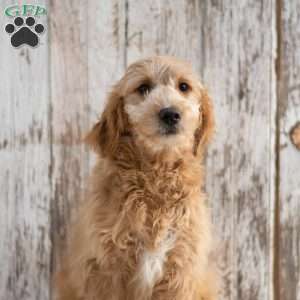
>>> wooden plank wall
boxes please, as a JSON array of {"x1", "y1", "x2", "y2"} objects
[
  {"x1": 0, "y1": 1, "x2": 299, "y2": 300},
  {"x1": 277, "y1": 1, "x2": 300, "y2": 300},
  {"x1": 0, "y1": 1, "x2": 51, "y2": 299}
]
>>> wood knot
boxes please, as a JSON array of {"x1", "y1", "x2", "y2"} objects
[{"x1": 290, "y1": 122, "x2": 300, "y2": 150}]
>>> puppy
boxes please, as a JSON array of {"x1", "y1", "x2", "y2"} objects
[{"x1": 56, "y1": 56, "x2": 217, "y2": 300}]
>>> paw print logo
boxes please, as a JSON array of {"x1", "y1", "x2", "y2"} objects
[{"x1": 5, "y1": 16, "x2": 45, "y2": 48}]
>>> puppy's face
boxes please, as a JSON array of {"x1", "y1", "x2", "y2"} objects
[
  {"x1": 123, "y1": 59, "x2": 203, "y2": 153},
  {"x1": 86, "y1": 56, "x2": 214, "y2": 158}
]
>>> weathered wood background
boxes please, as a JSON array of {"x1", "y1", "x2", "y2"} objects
[{"x1": 0, "y1": 0, "x2": 299, "y2": 299}]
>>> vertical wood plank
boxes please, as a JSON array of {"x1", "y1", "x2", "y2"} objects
[
  {"x1": 50, "y1": 0, "x2": 128, "y2": 282},
  {"x1": 88, "y1": 0, "x2": 126, "y2": 130},
  {"x1": 126, "y1": 1, "x2": 276, "y2": 300},
  {"x1": 196, "y1": 3, "x2": 240, "y2": 299},
  {"x1": 200, "y1": 2, "x2": 276, "y2": 300},
  {"x1": 49, "y1": 0, "x2": 89, "y2": 275},
  {"x1": 0, "y1": 1, "x2": 51, "y2": 299},
  {"x1": 277, "y1": 1, "x2": 300, "y2": 299},
  {"x1": 50, "y1": 0, "x2": 128, "y2": 275}
]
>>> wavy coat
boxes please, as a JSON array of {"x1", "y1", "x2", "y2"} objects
[{"x1": 56, "y1": 56, "x2": 218, "y2": 300}]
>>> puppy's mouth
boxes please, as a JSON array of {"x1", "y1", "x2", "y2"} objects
[{"x1": 159, "y1": 124, "x2": 179, "y2": 135}]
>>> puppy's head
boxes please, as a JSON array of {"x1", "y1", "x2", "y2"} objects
[{"x1": 86, "y1": 56, "x2": 214, "y2": 158}]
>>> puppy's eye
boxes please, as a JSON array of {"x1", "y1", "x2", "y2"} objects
[
  {"x1": 179, "y1": 82, "x2": 190, "y2": 92},
  {"x1": 137, "y1": 83, "x2": 151, "y2": 95}
]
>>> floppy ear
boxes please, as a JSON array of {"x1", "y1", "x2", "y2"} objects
[
  {"x1": 85, "y1": 88, "x2": 129, "y2": 157},
  {"x1": 193, "y1": 88, "x2": 215, "y2": 156}
]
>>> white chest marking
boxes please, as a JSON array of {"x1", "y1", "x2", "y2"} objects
[{"x1": 139, "y1": 231, "x2": 176, "y2": 289}]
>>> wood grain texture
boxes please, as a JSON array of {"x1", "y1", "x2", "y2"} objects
[
  {"x1": 0, "y1": 1, "x2": 51, "y2": 299},
  {"x1": 87, "y1": 0, "x2": 126, "y2": 134},
  {"x1": 277, "y1": 1, "x2": 300, "y2": 299},
  {"x1": 126, "y1": 1, "x2": 276, "y2": 299},
  {"x1": 200, "y1": 2, "x2": 276, "y2": 300},
  {"x1": 49, "y1": 0, "x2": 128, "y2": 275},
  {"x1": 126, "y1": 0, "x2": 202, "y2": 68},
  {"x1": 49, "y1": 0, "x2": 89, "y2": 275}
]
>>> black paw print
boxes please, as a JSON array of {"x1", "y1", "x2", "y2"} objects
[{"x1": 5, "y1": 17, "x2": 45, "y2": 48}]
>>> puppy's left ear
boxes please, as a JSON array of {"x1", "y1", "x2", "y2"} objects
[
  {"x1": 85, "y1": 87, "x2": 129, "y2": 157},
  {"x1": 193, "y1": 88, "x2": 215, "y2": 156}
]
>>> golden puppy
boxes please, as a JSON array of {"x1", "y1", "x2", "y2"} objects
[{"x1": 56, "y1": 56, "x2": 217, "y2": 300}]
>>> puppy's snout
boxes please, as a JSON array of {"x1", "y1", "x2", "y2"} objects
[{"x1": 159, "y1": 107, "x2": 181, "y2": 126}]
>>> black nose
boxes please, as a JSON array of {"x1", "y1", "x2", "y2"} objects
[{"x1": 159, "y1": 107, "x2": 181, "y2": 126}]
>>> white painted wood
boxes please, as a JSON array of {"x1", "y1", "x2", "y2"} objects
[
  {"x1": 49, "y1": 0, "x2": 89, "y2": 274},
  {"x1": 200, "y1": 2, "x2": 276, "y2": 300},
  {"x1": 126, "y1": 0, "x2": 202, "y2": 69},
  {"x1": 278, "y1": 1, "x2": 300, "y2": 299},
  {"x1": 0, "y1": 1, "x2": 51, "y2": 299},
  {"x1": 49, "y1": 0, "x2": 127, "y2": 276},
  {"x1": 88, "y1": 0, "x2": 126, "y2": 121}
]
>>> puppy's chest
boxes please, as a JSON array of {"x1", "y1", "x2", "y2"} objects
[
  {"x1": 136, "y1": 229, "x2": 176, "y2": 289},
  {"x1": 121, "y1": 170, "x2": 186, "y2": 288}
]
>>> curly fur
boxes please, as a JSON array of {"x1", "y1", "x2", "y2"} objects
[{"x1": 55, "y1": 56, "x2": 218, "y2": 300}]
